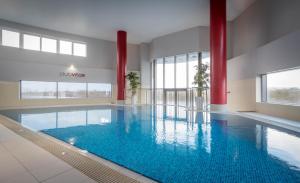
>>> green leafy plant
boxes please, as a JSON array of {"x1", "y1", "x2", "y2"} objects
[
  {"x1": 193, "y1": 63, "x2": 209, "y2": 97},
  {"x1": 126, "y1": 72, "x2": 140, "y2": 96}
]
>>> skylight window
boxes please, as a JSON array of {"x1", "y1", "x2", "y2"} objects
[
  {"x1": 41, "y1": 37, "x2": 57, "y2": 53},
  {"x1": 73, "y1": 43, "x2": 86, "y2": 57},
  {"x1": 59, "y1": 40, "x2": 72, "y2": 55},
  {"x1": 23, "y1": 34, "x2": 40, "y2": 51},
  {"x1": 2, "y1": 29, "x2": 20, "y2": 48}
]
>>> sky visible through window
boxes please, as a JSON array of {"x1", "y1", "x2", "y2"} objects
[{"x1": 267, "y1": 69, "x2": 300, "y2": 88}]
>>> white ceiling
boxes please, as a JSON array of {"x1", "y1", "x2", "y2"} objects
[{"x1": 0, "y1": 0, "x2": 256, "y2": 44}]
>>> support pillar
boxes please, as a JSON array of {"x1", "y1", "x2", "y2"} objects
[
  {"x1": 117, "y1": 31, "x2": 127, "y2": 103},
  {"x1": 210, "y1": 0, "x2": 227, "y2": 111}
]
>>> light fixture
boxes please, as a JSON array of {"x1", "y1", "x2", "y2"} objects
[{"x1": 69, "y1": 64, "x2": 76, "y2": 71}]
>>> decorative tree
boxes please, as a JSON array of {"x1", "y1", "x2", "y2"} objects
[
  {"x1": 126, "y1": 72, "x2": 140, "y2": 97},
  {"x1": 193, "y1": 63, "x2": 209, "y2": 97}
]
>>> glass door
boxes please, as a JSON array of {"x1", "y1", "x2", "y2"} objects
[{"x1": 165, "y1": 90, "x2": 175, "y2": 105}]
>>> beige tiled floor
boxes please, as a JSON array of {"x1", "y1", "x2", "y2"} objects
[{"x1": 0, "y1": 124, "x2": 97, "y2": 183}]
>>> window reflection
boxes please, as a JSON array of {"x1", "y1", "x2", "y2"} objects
[
  {"x1": 21, "y1": 109, "x2": 112, "y2": 130},
  {"x1": 267, "y1": 128, "x2": 300, "y2": 169},
  {"x1": 21, "y1": 113, "x2": 56, "y2": 131},
  {"x1": 58, "y1": 111, "x2": 87, "y2": 128},
  {"x1": 88, "y1": 110, "x2": 111, "y2": 124}
]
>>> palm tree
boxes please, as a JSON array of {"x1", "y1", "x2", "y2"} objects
[
  {"x1": 126, "y1": 72, "x2": 140, "y2": 98},
  {"x1": 193, "y1": 63, "x2": 209, "y2": 97}
]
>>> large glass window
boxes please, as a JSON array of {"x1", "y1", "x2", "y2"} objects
[
  {"x1": 41, "y1": 37, "x2": 57, "y2": 53},
  {"x1": 264, "y1": 68, "x2": 300, "y2": 105},
  {"x1": 73, "y1": 43, "x2": 86, "y2": 57},
  {"x1": 188, "y1": 53, "x2": 199, "y2": 88},
  {"x1": 21, "y1": 81, "x2": 57, "y2": 99},
  {"x1": 23, "y1": 34, "x2": 40, "y2": 51},
  {"x1": 176, "y1": 54, "x2": 187, "y2": 88},
  {"x1": 88, "y1": 83, "x2": 112, "y2": 98},
  {"x1": 2, "y1": 29, "x2": 20, "y2": 48},
  {"x1": 155, "y1": 58, "x2": 164, "y2": 89},
  {"x1": 58, "y1": 82, "x2": 87, "y2": 98},
  {"x1": 164, "y1": 56, "x2": 175, "y2": 88}
]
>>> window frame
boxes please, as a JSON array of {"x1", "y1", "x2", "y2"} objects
[
  {"x1": 261, "y1": 67, "x2": 300, "y2": 106},
  {"x1": 1, "y1": 28, "x2": 20, "y2": 48},
  {"x1": 59, "y1": 39, "x2": 73, "y2": 55},
  {"x1": 57, "y1": 82, "x2": 87, "y2": 99},
  {"x1": 20, "y1": 81, "x2": 113, "y2": 100},
  {"x1": 41, "y1": 36, "x2": 58, "y2": 53},
  {"x1": 23, "y1": 33, "x2": 41, "y2": 51},
  {"x1": 87, "y1": 83, "x2": 112, "y2": 98},
  {"x1": 20, "y1": 80, "x2": 58, "y2": 100},
  {"x1": 73, "y1": 42, "x2": 87, "y2": 57}
]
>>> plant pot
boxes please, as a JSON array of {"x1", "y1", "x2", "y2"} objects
[
  {"x1": 131, "y1": 94, "x2": 137, "y2": 105},
  {"x1": 195, "y1": 96, "x2": 203, "y2": 110}
]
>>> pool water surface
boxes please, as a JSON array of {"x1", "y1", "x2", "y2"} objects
[{"x1": 1, "y1": 105, "x2": 300, "y2": 183}]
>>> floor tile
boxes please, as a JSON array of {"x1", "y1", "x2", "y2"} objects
[
  {"x1": 0, "y1": 158, "x2": 27, "y2": 182},
  {"x1": 43, "y1": 169, "x2": 89, "y2": 183},
  {"x1": 3, "y1": 171, "x2": 39, "y2": 183},
  {"x1": 30, "y1": 159, "x2": 73, "y2": 182}
]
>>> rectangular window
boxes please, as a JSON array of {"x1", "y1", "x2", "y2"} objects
[
  {"x1": 262, "y1": 68, "x2": 300, "y2": 106},
  {"x1": 155, "y1": 58, "x2": 164, "y2": 89},
  {"x1": 41, "y1": 37, "x2": 57, "y2": 53},
  {"x1": 73, "y1": 43, "x2": 86, "y2": 57},
  {"x1": 59, "y1": 40, "x2": 72, "y2": 55},
  {"x1": 176, "y1": 54, "x2": 187, "y2": 88},
  {"x1": 21, "y1": 81, "x2": 57, "y2": 99},
  {"x1": 88, "y1": 83, "x2": 112, "y2": 98},
  {"x1": 2, "y1": 29, "x2": 20, "y2": 48},
  {"x1": 58, "y1": 82, "x2": 87, "y2": 98},
  {"x1": 188, "y1": 53, "x2": 199, "y2": 88},
  {"x1": 23, "y1": 34, "x2": 40, "y2": 51},
  {"x1": 164, "y1": 56, "x2": 175, "y2": 89}
]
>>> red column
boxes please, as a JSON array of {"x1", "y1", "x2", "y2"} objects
[
  {"x1": 210, "y1": 0, "x2": 227, "y2": 105},
  {"x1": 117, "y1": 31, "x2": 127, "y2": 101}
]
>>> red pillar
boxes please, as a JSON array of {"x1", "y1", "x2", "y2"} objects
[
  {"x1": 210, "y1": 0, "x2": 227, "y2": 107},
  {"x1": 117, "y1": 31, "x2": 127, "y2": 101}
]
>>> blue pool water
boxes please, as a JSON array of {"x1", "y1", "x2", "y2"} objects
[{"x1": 1, "y1": 105, "x2": 300, "y2": 182}]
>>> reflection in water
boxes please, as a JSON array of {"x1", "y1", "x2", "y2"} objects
[
  {"x1": 267, "y1": 128, "x2": 300, "y2": 170},
  {"x1": 1, "y1": 105, "x2": 300, "y2": 182},
  {"x1": 21, "y1": 112, "x2": 57, "y2": 131},
  {"x1": 21, "y1": 109, "x2": 112, "y2": 131}
]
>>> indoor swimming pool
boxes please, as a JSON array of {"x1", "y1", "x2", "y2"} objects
[{"x1": 0, "y1": 105, "x2": 299, "y2": 183}]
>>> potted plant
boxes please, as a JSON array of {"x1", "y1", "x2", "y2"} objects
[
  {"x1": 126, "y1": 72, "x2": 140, "y2": 105},
  {"x1": 193, "y1": 63, "x2": 209, "y2": 110}
]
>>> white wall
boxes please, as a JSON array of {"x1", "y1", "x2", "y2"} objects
[
  {"x1": 150, "y1": 26, "x2": 209, "y2": 59},
  {"x1": 0, "y1": 19, "x2": 142, "y2": 108},
  {"x1": 0, "y1": 19, "x2": 140, "y2": 84},
  {"x1": 139, "y1": 43, "x2": 151, "y2": 88},
  {"x1": 228, "y1": 0, "x2": 300, "y2": 121},
  {"x1": 230, "y1": 0, "x2": 300, "y2": 58}
]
